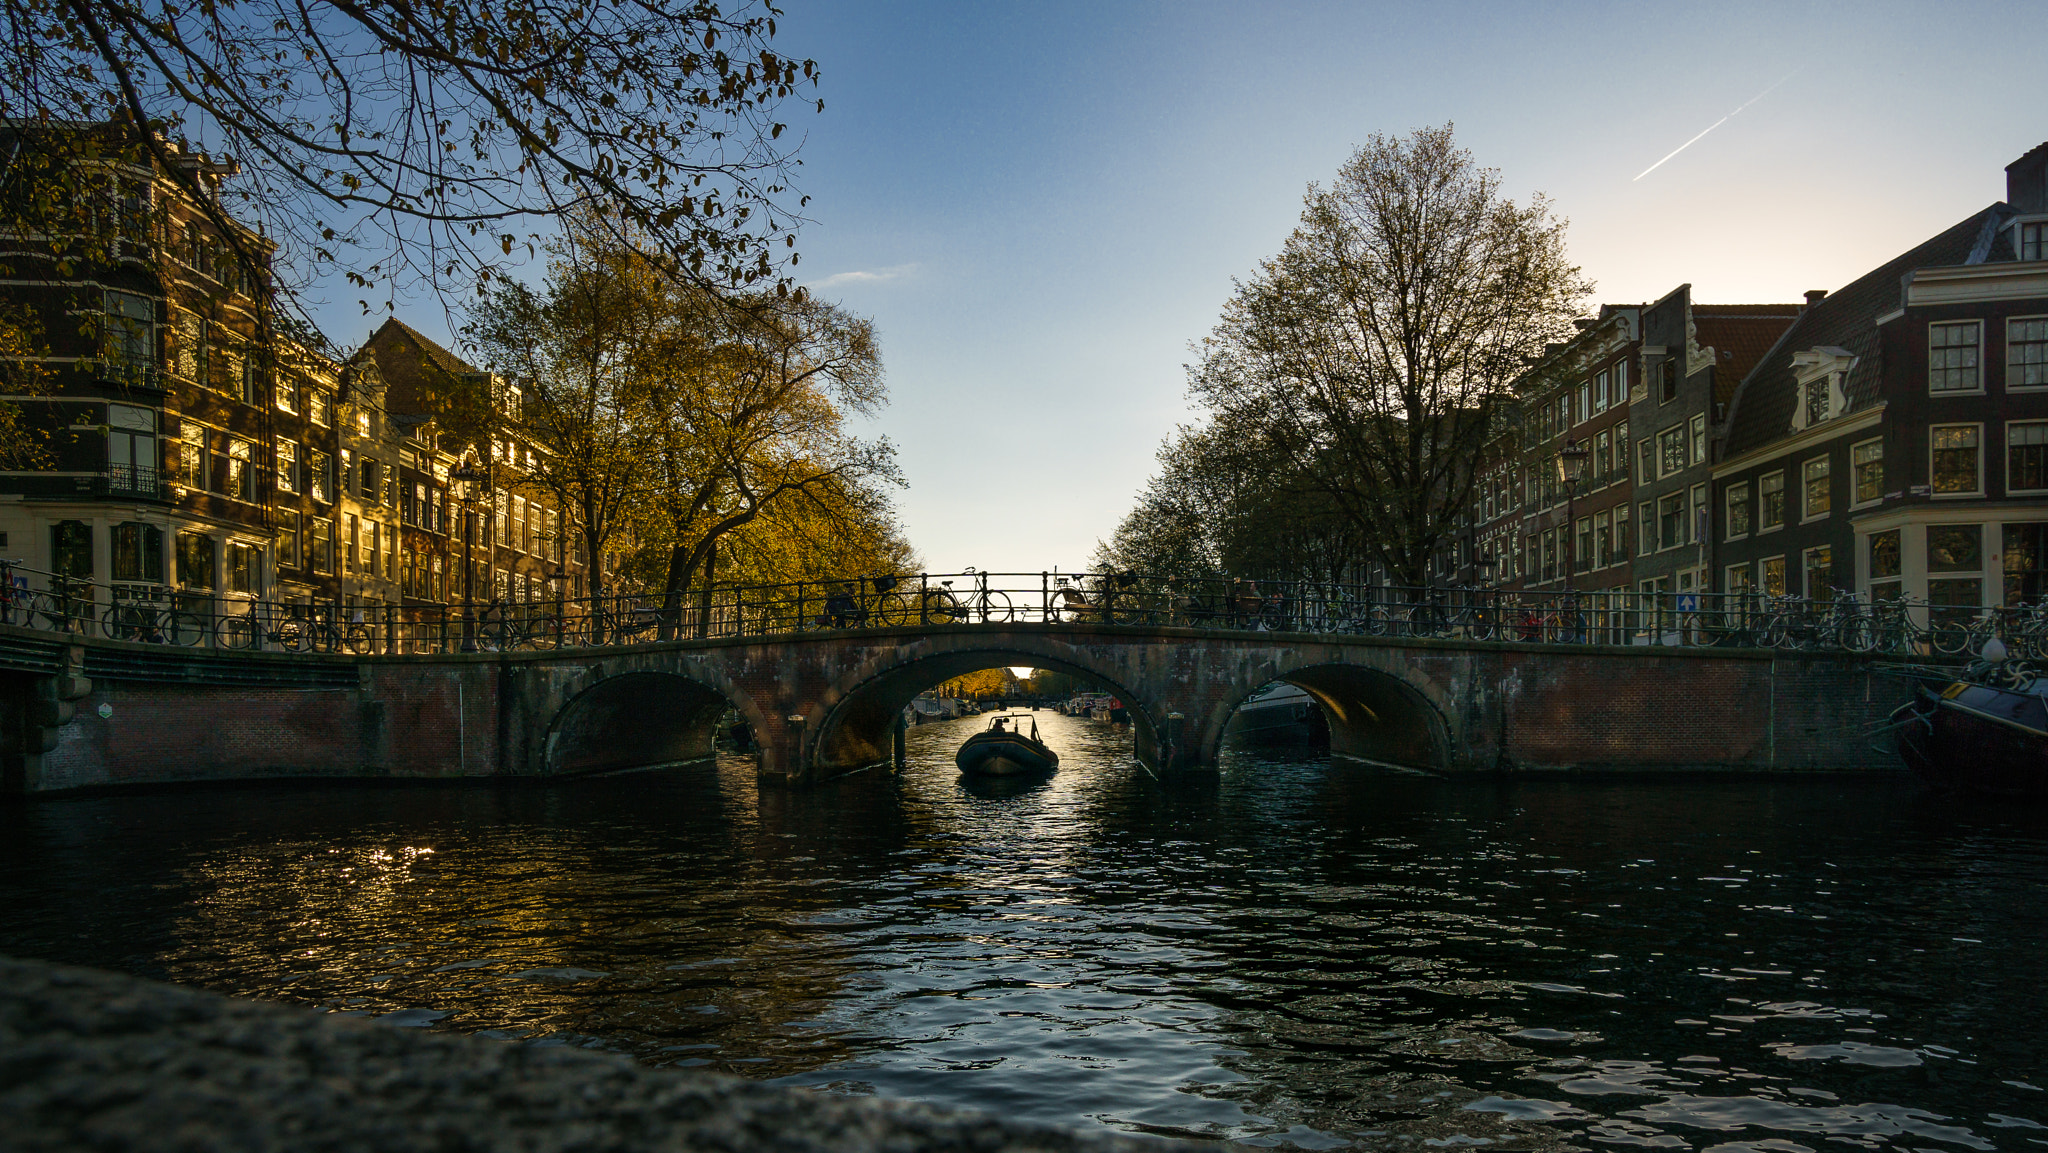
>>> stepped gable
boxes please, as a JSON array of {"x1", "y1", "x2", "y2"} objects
[
  {"x1": 1721, "y1": 206, "x2": 2006, "y2": 459},
  {"x1": 1690, "y1": 305, "x2": 1802, "y2": 409}
]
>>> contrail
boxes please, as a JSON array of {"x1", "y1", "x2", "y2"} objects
[{"x1": 1633, "y1": 72, "x2": 1797, "y2": 182}]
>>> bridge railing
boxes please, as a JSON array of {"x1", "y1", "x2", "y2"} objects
[{"x1": 0, "y1": 561, "x2": 2017, "y2": 658}]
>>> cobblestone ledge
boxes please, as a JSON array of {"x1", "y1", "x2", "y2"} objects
[{"x1": 0, "y1": 956, "x2": 1204, "y2": 1153}]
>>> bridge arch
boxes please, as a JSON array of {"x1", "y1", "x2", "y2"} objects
[
  {"x1": 809, "y1": 635, "x2": 1159, "y2": 777},
  {"x1": 1207, "y1": 660, "x2": 1451, "y2": 773},
  {"x1": 542, "y1": 667, "x2": 765, "y2": 777}
]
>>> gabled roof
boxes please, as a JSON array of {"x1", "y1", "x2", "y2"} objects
[
  {"x1": 1721, "y1": 204, "x2": 2010, "y2": 459},
  {"x1": 363, "y1": 317, "x2": 482, "y2": 419},
  {"x1": 1693, "y1": 308, "x2": 1801, "y2": 408}
]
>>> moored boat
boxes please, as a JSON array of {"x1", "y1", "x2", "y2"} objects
[
  {"x1": 1892, "y1": 654, "x2": 2048, "y2": 799},
  {"x1": 956, "y1": 713, "x2": 1060, "y2": 777}
]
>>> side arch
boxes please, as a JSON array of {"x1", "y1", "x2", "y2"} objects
[
  {"x1": 809, "y1": 636, "x2": 1160, "y2": 778},
  {"x1": 1205, "y1": 661, "x2": 1451, "y2": 773},
  {"x1": 543, "y1": 669, "x2": 750, "y2": 776}
]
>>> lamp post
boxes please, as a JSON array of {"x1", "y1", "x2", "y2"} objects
[
  {"x1": 450, "y1": 459, "x2": 487, "y2": 653},
  {"x1": 1556, "y1": 438, "x2": 1591, "y2": 585}
]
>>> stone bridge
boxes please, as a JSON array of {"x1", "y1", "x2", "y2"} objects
[{"x1": 0, "y1": 620, "x2": 1912, "y2": 794}]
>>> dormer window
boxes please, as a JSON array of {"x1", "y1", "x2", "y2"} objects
[
  {"x1": 2022, "y1": 221, "x2": 2045, "y2": 262},
  {"x1": 1805, "y1": 378, "x2": 1830, "y2": 425},
  {"x1": 1790, "y1": 347, "x2": 1854, "y2": 431}
]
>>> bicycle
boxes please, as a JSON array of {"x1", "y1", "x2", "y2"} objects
[
  {"x1": 896, "y1": 569, "x2": 1013, "y2": 624},
  {"x1": 101, "y1": 599, "x2": 206, "y2": 646},
  {"x1": 477, "y1": 601, "x2": 566, "y2": 650},
  {"x1": 216, "y1": 600, "x2": 312, "y2": 651}
]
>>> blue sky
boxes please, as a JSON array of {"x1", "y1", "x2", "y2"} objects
[{"x1": 325, "y1": 1, "x2": 2048, "y2": 575}]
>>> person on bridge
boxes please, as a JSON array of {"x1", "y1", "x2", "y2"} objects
[{"x1": 824, "y1": 583, "x2": 863, "y2": 628}]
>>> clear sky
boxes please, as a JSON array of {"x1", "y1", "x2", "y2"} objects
[{"x1": 323, "y1": 1, "x2": 2048, "y2": 576}]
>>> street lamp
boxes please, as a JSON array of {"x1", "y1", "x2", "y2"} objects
[
  {"x1": 1556, "y1": 438, "x2": 1591, "y2": 584},
  {"x1": 450, "y1": 458, "x2": 488, "y2": 652}
]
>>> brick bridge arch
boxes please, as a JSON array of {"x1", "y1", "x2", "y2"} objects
[
  {"x1": 809, "y1": 633, "x2": 1159, "y2": 775},
  {"x1": 1203, "y1": 661, "x2": 1453, "y2": 772}
]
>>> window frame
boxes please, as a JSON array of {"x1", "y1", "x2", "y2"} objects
[
  {"x1": 1657, "y1": 423, "x2": 1686, "y2": 479},
  {"x1": 1928, "y1": 320, "x2": 1985, "y2": 395},
  {"x1": 1930, "y1": 422, "x2": 1985, "y2": 498},
  {"x1": 1801, "y1": 454, "x2": 1831, "y2": 522},
  {"x1": 2009, "y1": 314, "x2": 2048, "y2": 392},
  {"x1": 1725, "y1": 480, "x2": 1752, "y2": 540},
  {"x1": 1850, "y1": 437, "x2": 1885, "y2": 508},
  {"x1": 2008, "y1": 420, "x2": 2048, "y2": 495},
  {"x1": 1759, "y1": 469, "x2": 1786, "y2": 532},
  {"x1": 1761, "y1": 555, "x2": 1787, "y2": 597}
]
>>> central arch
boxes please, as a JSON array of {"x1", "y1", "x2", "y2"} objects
[
  {"x1": 1210, "y1": 661, "x2": 1450, "y2": 773},
  {"x1": 543, "y1": 670, "x2": 744, "y2": 776},
  {"x1": 810, "y1": 639, "x2": 1159, "y2": 778}
]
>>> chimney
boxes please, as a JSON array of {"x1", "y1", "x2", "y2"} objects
[
  {"x1": 2010, "y1": 142, "x2": 2048, "y2": 214},
  {"x1": 1804, "y1": 289, "x2": 1828, "y2": 307}
]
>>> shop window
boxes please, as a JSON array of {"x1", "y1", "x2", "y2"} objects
[
  {"x1": 1928, "y1": 523, "x2": 1982, "y2": 574},
  {"x1": 226, "y1": 542, "x2": 260, "y2": 595},
  {"x1": 1804, "y1": 545, "x2": 1835, "y2": 601},
  {"x1": 175, "y1": 532, "x2": 215, "y2": 590},
  {"x1": 1929, "y1": 576, "x2": 1983, "y2": 623},
  {"x1": 51, "y1": 520, "x2": 93, "y2": 579},
  {"x1": 1929, "y1": 321, "x2": 1982, "y2": 392},
  {"x1": 1726, "y1": 564, "x2": 1756, "y2": 596},
  {"x1": 1802, "y1": 456, "x2": 1831, "y2": 519},
  {"x1": 1870, "y1": 529, "x2": 1902, "y2": 581},
  {"x1": 110, "y1": 522, "x2": 163, "y2": 583},
  {"x1": 2004, "y1": 523, "x2": 2048, "y2": 605},
  {"x1": 1931, "y1": 425, "x2": 1982, "y2": 495},
  {"x1": 1761, "y1": 556, "x2": 1786, "y2": 597}
]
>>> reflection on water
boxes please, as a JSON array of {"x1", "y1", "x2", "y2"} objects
[{"x1": 3, "y1": 710, "x2": 2047, "y2": 1149}]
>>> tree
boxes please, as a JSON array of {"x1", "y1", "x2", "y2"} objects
[
  {"x1": 1184, "y1": 125, "x2": 1589, "y2": 587},
  {"x1": 1, "y1": 0, "x2": 819, "y2": 315},
  {"x1": 0, "y1": 304, "x2": 51, "y2": 469}
]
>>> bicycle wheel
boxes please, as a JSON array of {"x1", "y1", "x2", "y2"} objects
[
  {"x1": 343, "y1": 624, "x2": 374, "y2": 655},
  {"x1": 978, "y1": 590, "x2": 1013, "y2": 623},
  {"x1": 216, "y1": 615, "x2": 257, "y2": 650},
  {"x1": 100, "y1": 605, "x2": 144, "y2": 642},
  {"x1": 1839, "y1": 617, "x2": 1876, "y2": 653},
  {"x1": 869, "y1": 591, "x2": 914, "y2": 626},
  {"x1": 272, "y1": 618, "x2": 309, "y2": 652},
  {"x1": 925, "y1": 591, "x2": 967, "y2": 624},
  {"x1": 1930, "y1": 621, "x2": 1971, "y2": 656}
]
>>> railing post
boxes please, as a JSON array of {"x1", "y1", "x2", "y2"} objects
[
  {"x1": 1042, "y1": 571, "x2": 1049, "y2": 624},
  {"x1": 920, "y1": 573, "x2": 929, "y2": 626}
]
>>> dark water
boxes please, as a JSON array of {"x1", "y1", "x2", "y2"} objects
[{"x1": 4, "y1": 711, "x2": 2047, "y2": 1150}]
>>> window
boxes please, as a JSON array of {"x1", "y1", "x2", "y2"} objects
[
  {"x1": 1870, "y1": 528, "x2": 1902, "y2": 604},
  {"x1": 494, "y1": 492, "x2": 509, "y2": 544},
  {"x1": 1659, "y1": 358, "x2": 1677, "y2": 403},
  {"x1": 102, "y1": 291, "x2": 153, "y2": 377},
  {"x1": 1926, "y1": 526, "x2": 1986, "y2": 623},
  {"x1": 431, "y1": 555, "x2": 445, "y2": 602},
  {"x1": 1804, "y1": 545, "x2": 1834, "y2": 601},
  {"x1": 1612, "y1": 504, "x2": 1629, "y2": 563},
  {"x1": 1761, "y1": 556, "x2": 1786, "y2": 597},
  {"x1": 1726, "y1": 482, "x2": 1752, "y2": 538},
  {"x1": 1726, "y1": 564, "x2": 1756, "y2": 596},
  {"x1": 1614, "y1": 360, "x2": 1629, "y2": 403},
  {"x1": 354, "y1": 410, "x2": 372, "y2": 438},
  {"x1": 1760, "y1": 470, "x2": 1786, "y2": 530},
  {"x1": 1591, "y1": 430, "x2": 1610, "y2": 485},
  {"x1": 2022, "y1": 222, "x2": 2046, "y2": 262},
  {"x1": 179, "y1": 421, "x2": 208, "y2": 491},
  {"x1": 1638, "y1": 439, "x2": 1655, "y2": 486},
  {"x1": 176, "y1": 532, "x2": 215, "y2": 589},
  {"x1": 107, "y1": 405, "x2": 157, "y2": 494},
  {"x1": 276, "y1": 439, "x2": 299, "y2": 494},
  {"x1": 1852, "y1": 439, "x2": 1884, "y2": 504},
  {"x1": 2012, "y1": 318, "x2": 2048, "y2": 390},
  {"x1": 1804, "y1": 374, "x2": 1830, "y2": 425},
  {"x1": 280, "y1": 510, "x2": 302, "y2": 569},
  {"x1": 1575, "y1": 517, "x2": 1592, "y2": 573},
  {"x1": 175, "y1": 312, "x2": 207, "y2": 383},
  {"x1": 310, "y1": 450, "x2": 332, "y2": 503},
  {"x1": 51, "y1": 521, "x2": 92, "y2": 579},
  {"x1": 2005, "y1": 524, "x2": 2048, "y2": 605},
  {"x1": 226, "y1": 542, "x2": 260, "y2": 595},
  {"x1": 1540, "y1": 530, "x2": 1555, "y2": 583},
  {"x1": 1657, "y1": 493, "x2": 1685, "y2": 551},
  {"x1": 362, "y1": 459, "x2": 382, "y2": 504},
  {"x1": 275, "y1": 374, "x2": 298, "y2": 413},
  {"x1": 340, "y1": 449, "x2": 353, "y2": 497},
  {"x1": 110, "y1": 523, "x2": 163, "y2": 583},
  {"x1": 311, "y1": 518, "x2": 335, "y2": 574},
  {"x1": 1638, "y1": 501, "x2": 1654, "y2": 555},
  {"x1": 227, "y1": 438, "x2": 256, "y2": 501},
  {"x1": 1577, "y1": 383, "x2": 1590, "y2": 424},
  {"x1": 309, "y1": 388, "x2": 332, "y2": 426},
  {"x1": 2012, "y1": 422, "x2": 2048, "y2": 492},
  {"x1": 513, "y1": 496, "x2": 529, "y2": 552},
  {"x1": 1931, "y1": 425, "x2": 1982, "y2": 495},
  {"x1": 1929, "y1": 321, "x2": 1982, "y2": 392},
  {"x1": 1614, "y1": 421, "x2": 1628, "y2": 479},
  {"x1": 1802, "y1": 455, "x2": 1830, "y2": 519},
  {"x1": 1594, "y1": 370, "x2": 1610, "y2": 413},
  {"x1": 1658, "y1": 425, "x2": 1685, "y2": 478},
  {"x1": 1689, "y1": 414, "x2": 1707, "y2": 465},
  {"x1": 344, "y1": 514, "x2": 358, "y2": 574},
  {"x1": 361, "y1": 519, "x2": 376, "y2": 575},
  {"x1": 1593, "y1": 511, "x2": 1611, "y2": 570},
  {"x1": 1691, "y1": 483, "x2": 1708, "y2": 544}
]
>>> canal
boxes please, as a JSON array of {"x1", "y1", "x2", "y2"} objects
[{"x1": 3, "y1": 710, "x2": 2045, "y2": 1150}]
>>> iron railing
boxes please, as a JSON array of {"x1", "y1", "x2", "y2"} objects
[{"x1": 0, "y1": 564, "x2": 2022, "y2": 659}]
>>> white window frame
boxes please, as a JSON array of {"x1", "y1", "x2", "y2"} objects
[
  {"x1": 1929, "y1": 320, "x2": 1984, "y2": 395},
  {"x1": 1638, "y1": 501, "x2": 1654, "y2": 556},
  {"x1": 1689, "y1": 413, "x2": 1707, "y2": 466},
  {"x1": 2007, "y1": 420, "x2": 2048, "y2": 496},
  {"x1": 1760, "y1": 555, "x2": 1787, "y2": 598},
  {"x1": 1800, "y1": 454, "x2": 1831, "y2": 522},
  {"x1": 1691, "y1": 483, "x2": 1709, "y2": 545},
  {"x1": 1758, "y1": 469, "x2": 1786, "y2": 533},
  {"x1": 1930, "y1": 422, "x2": 1985, "y2": 499},
  {"x1": 1849, "y1": 437, "x2": 1884, "y2": 509},
  {"x1": 1657, "y1": 423, "x2": 1685, "y2": 480},
  {"x1": 2010, "y1": 314, "x2": 2048, "y2": 392},
  {"x1": 1724, "y1": 480, "x2": 1751, "y2": 540}
]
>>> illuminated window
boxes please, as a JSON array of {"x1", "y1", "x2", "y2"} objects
[
  {"x1": 1802, "y1": 456, "x2": 1830, "y2": 519},
  {"x1": 1760, "y1": 471, "x2": 1785, "y2": 530},
  {"x1": 1931, "y1": 425, "x2": 1982, "y2": 495},
  {"x1": 1852, "y1": 439, "x2": 1884, "y2": 504}
]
